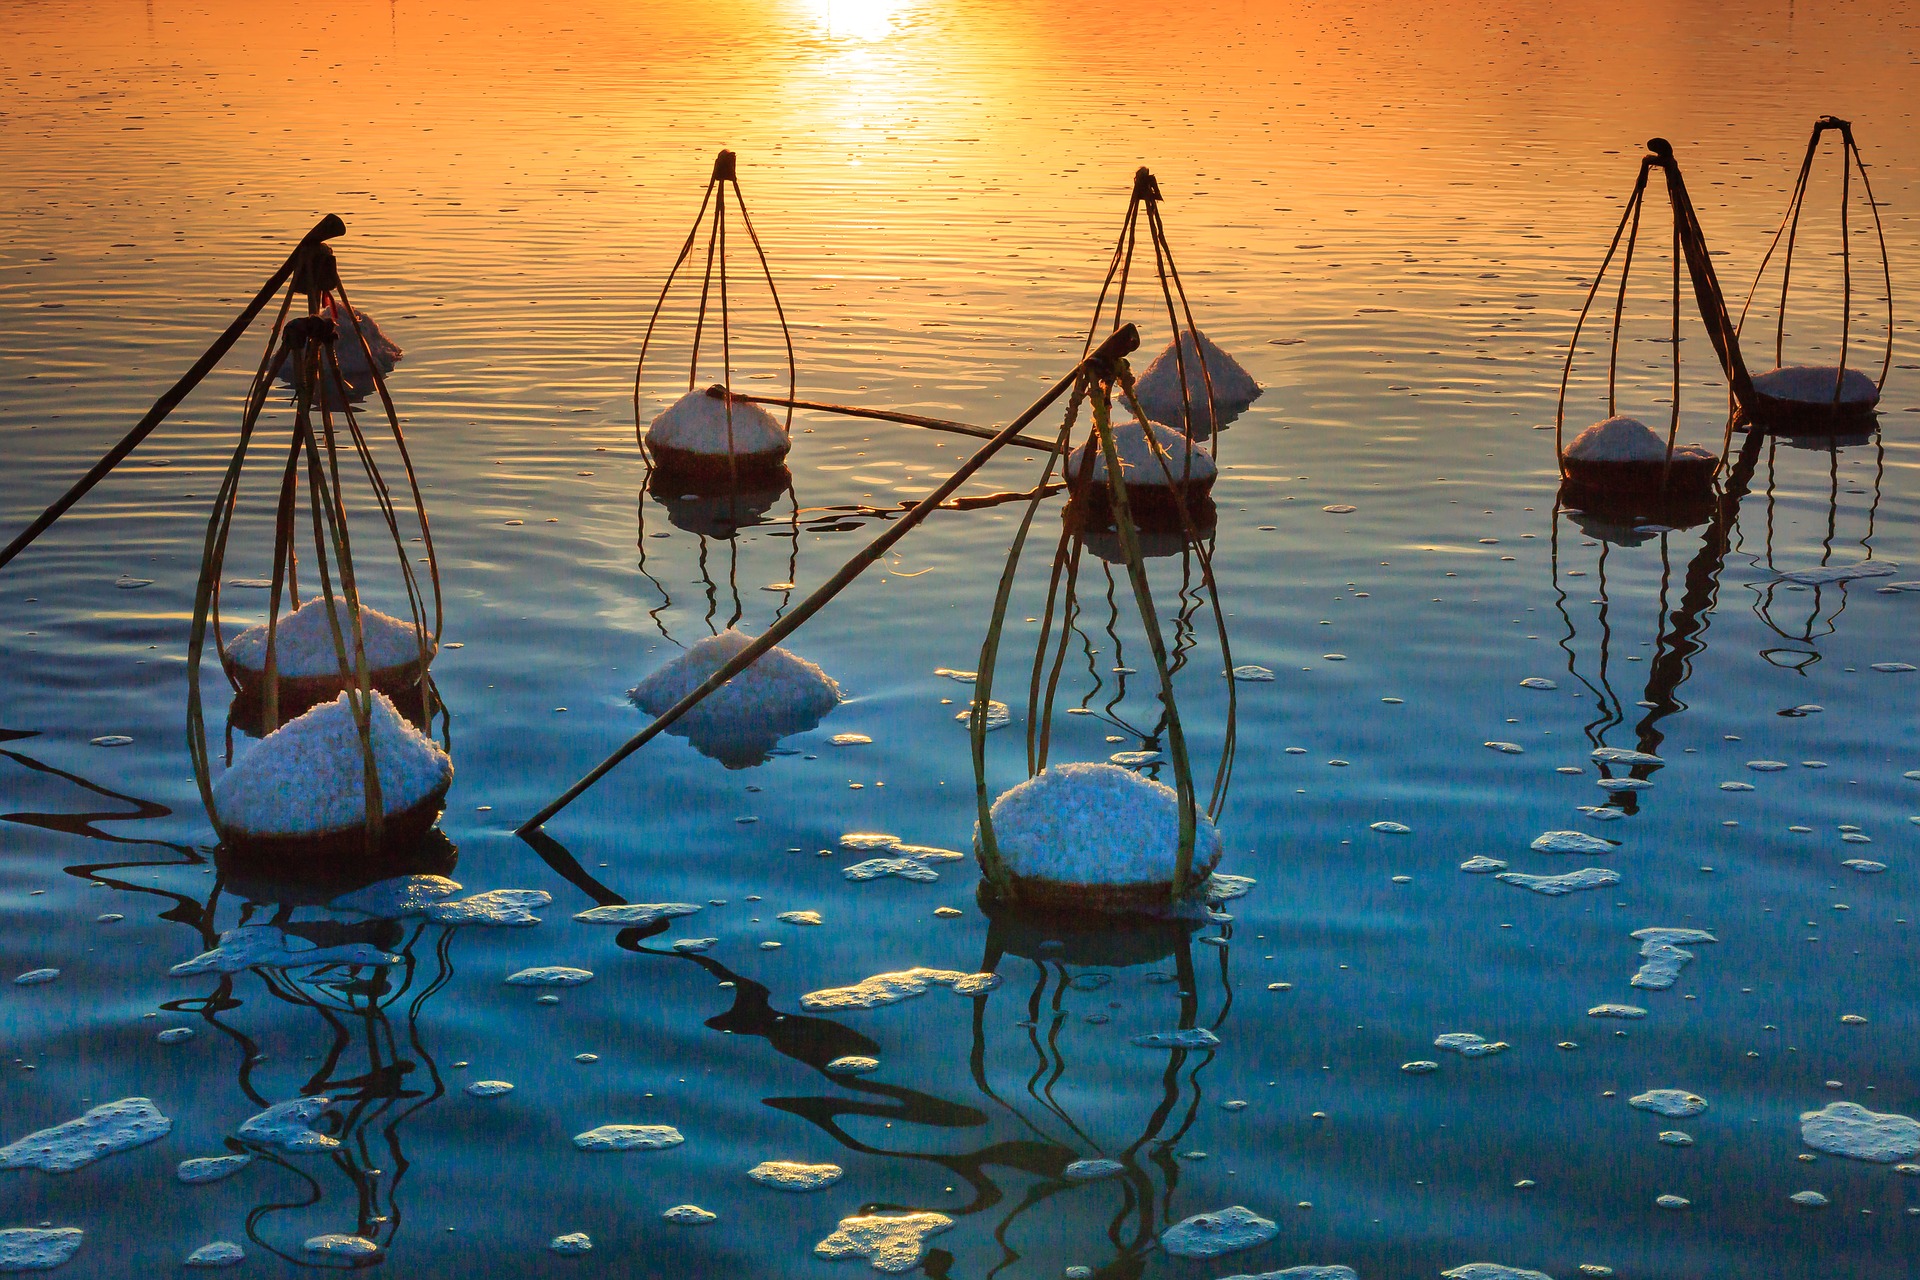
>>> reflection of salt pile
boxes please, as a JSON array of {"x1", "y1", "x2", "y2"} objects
[
  {"x1": 211, "y1": 691, "x2": 452, "y2": 850},
  {"x1": 224, "y1": 598, "x2": 431, "y2": 709},
  {"x1": 1133, "y1": 330, "x2": 1261, "y2": 432},
  {"x1": 628, "y1": 629, "x2": 839, "y2": 768},
  {"x1": 979, "y1": 761, "x2": 1223, "y2": 910},
  {"x1": 1752, "y1": 366, "x2": 1879, "y2": 417},
  {"x1": 645, "y1": 388, "x2": 790, "y2": 483},
  {"x1": 1563, "y1": 416, "x2": 1716, "y2": 495}
]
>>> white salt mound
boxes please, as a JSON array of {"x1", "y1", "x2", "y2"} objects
[
  {"x1": 1133, "y1": 330, "x2": 1262, "y2": 427},
  {"x1": 814, "y1": 1213, "x2": 954, "y2": 1274},
  {"x1": 1, "y1": 1098, "x2": 172, "y2": 1173},
  {"x1": 647, "y1": 389, "x2": 787, "y2": 457},
  {"x1": 1800, "y1": 1101, "x2": 1920, "y2": 1162},
  {"x1": 1752, "y1": 365, "x2": 1878, "y2": 406},
  {"x1": 210, "y1": 690, "x2": 451, "y2": 838},
  {"x1": 1159, "y1": 1206, "x2": 1278, "y2": 1259},
  {"x1": 1565, "y1": 416, "x2": 1712, "y2": 464},
  {"x1": 322, "y1": 302, "x2": 401, "y2": 378},
  {"x1": 226, "y1": 598, "x2": 429, "y2": 678},
  {"x1": 1072, "y1": 417, "x2": 1217, "y2": 488},
  {"x1": 629, "y1": 629, "x2": 839, "y2": 757},
  {"x1": 0, "y1": 1229, "x2": 84, "y2": 1273},
  {"x1": 981, "y1": 762, "x2": 1223, "y2": 887}
]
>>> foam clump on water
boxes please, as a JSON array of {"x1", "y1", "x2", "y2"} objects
[
  {"x1": 549, "y1": 1234, "x2": 592, "y2": 1255},
  {"x1": 0, "y1": 1229, "x2": 84, "y2": 1272},
  {"x1": 1159, "y1": 1205, "x2": 1278, "y2": 1259},
  {"x1": 1631, "y1": 1090, "x2": 1707, "y2": 1118},
  {"x1": 747, "y1": 1160, "x2": 843, "y2": 1191},
  {"x1": 1442, "y1": 1266, "x2": 1555, "y2": 1280},
  {"x1": 211, "y1": 691, "x2": 451, "y2": 838},
  {"x1": 1498, "y1": 868, "x2": 1619, "y2": 895},
  {"x1": 239, "y1": 1098, "x2": 338, "y2": 1152},
  {"x1": 1531, "y1": 831, "x2": 1614, "y2": 854},
  {"x1": 465, "y1": 1081, "x2": 513, "y2": 1098},
  {"x1": 170, "y1": 926, "x2": 400, "y2": 976},
  {"x1": 1565, "y1": 416, "x2": 1711, "y2": 464},
  {"x1": 1800, "y1": 1101, "x2": 1920, "y2": 1162},
  {"x1": 1133, "y1": 329, "x2": 1262, "y2": 427},
  {"x1": 1630, "y1": 927, "x2": 1716, "y2": 991},
  {"x1": 814, "y1": 1212, "x2": 954, "y2": 1273},
  {"x1": 956, "y1": 700, "x2": 1012, "y2": 731},
  {"x1": 1593, "y1": 747, "x2": 1662, "y2": 765},
  {"x1": 184, "y1": 1241, "x2": 245, "y2": 1268},
  {"x1": 574, "y1": 903, "x2": 702, "y2": 927},
  {"x1": 1232, "y1": 665, "x2": 1276, "y2": 682},
  {"x1": 1752, "y1": 365, "x2": 1878, "y2": 405},
  {"x1": 982, "y1": 762, "x2": 1223, "y2": 887},
  {"x1": 662, "y1": 1205, "x2": 716, "y2": 1224},
  {"x1": 13, "y1": 969, "x2": 58, "y2": 986},
  {"x1": 424, "y1": 889, "x2": 550, "y2": 927},
  {"x1": 825, "y1": 1056, "x2": 880, "y2": 1075},
  {"x1": 1434, "y1": 1033, "x2": 1507, "y2": 1058},
  {"x1": 1063, "y1": 1158, "x2": 1124, "y2": 1181},
  {"x1": 648, "y1": 389, "x2": 787, "y2": 457},
  {"x1": 1071, "y1": 417, "x2": 1217, "y2": 488},
  {"x1": 1132, "y1": 1028, "x2": 1222, "y2": 1049},
  {"x1": 177, "y1": 1155, "x2": 253, "y2": 1184},
  {"x1": 0, "y1": 1098, "x2": 172, "y2": 1173},
  {"x1": 1460, "y1": 856, "x2": 1508, "y2": 873},
  {"x1": 801, "y1": 968, "x2": 999, "y2": 1011},
  {"x1": 1217, "y1": 1269, "x2": 1358, "y2": 1280},
  {"x1": 329, "y1": 875, "x2": 460, "y2": 918},
  {"x1": 630, "y1": 629, "x2": 839, "y2": 765},
  {"x1": 225, "y1": 598, "x2": 428, "y2": 678},
  {"x1": 506, "y1": 966, "x2": 593, "y2": 986},
  {"x1": 303, "y1": 1235, "x2": 378, "y2": 1258},
  {"x1": 1588, "y1": 1004, "x2": 1647, "y2": 1019},
  {"x1": 573, "y1": 1124, "x2": 684, "y2": 1152}
]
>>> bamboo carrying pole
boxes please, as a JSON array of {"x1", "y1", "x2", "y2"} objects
[
  {"x1": 516, "y1": 324, "x2": 1143, "y2": 835},
  {"x1": 0, "y1": 215, "x2": 347, "y2": 571},
  {"x1": 722, "y1": 389, "x2": 1066, "y2": 454}
]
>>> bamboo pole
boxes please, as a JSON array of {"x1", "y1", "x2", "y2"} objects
[
  {"x1": 516, "y1": 324, "x2": 1142, "y2": 835},
  {"x1": 723, "y1": 390, "x2": 1065, "y2": 454}
]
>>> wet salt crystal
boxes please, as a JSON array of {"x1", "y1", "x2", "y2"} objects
[
  {"x1": 1747, "y1": 760, "x2": 1789, "y2": 772},
  {"x1": 801, "y1": 968, "x2": 998, "y2": 1011},
  {"x1": 662, "y1": 1205, "x2": 716, "y2": 1224},
  {"x1": 425, "y1": 889, "x2": 551, "y2": 927},
  {"x1": 1655, "y1": 1195, "x2": 1689, "y2": 1210},
  {"x1": 465, "y1": 1081, "x2": 513, "y2": 1098},
  {"x1": 177, "y1": 1154, "x2": 253, "y2": 1184},
  {"x1": 1443, "y1": 1268, "x2": 1554, "y2": 1280},
  {"x1": 0, "y1": 1097, "x2": 172, "y2": 1172},
  {"x1": 1631, "y1": 1090, "x2": 1707, "y2": 1117},
  {"x1": 1460, "y1": 857, "x2": 1508, "y2": 873},
  {"x1": 239, "y1": 1097, "x2": 338, "y2": 1152},
  {"x1": 1063, "y1": 1158, "x2": 1124, "y2": 1181},
  {"x1": 1370, "y1": 821, "x2": 1410, "y2": 834},
  {"x1": 330, "y1": 874, "x2": 461, "y2": 918},
  {"x1": 672, "y1": 938, "x2": 718, "y2": 953},
  {"x1": 1720, "y1": 782, "x2": 1756, "y2": 792},
  {"x1": 841, "y1": 832, "x2": 903, "y2": 850},
  {"x1": 1791, "y1": 1190, "x2": 1829, "y2": 1207},
  {"x1": 1434, "y1": 1033, "x2": 1507, "y2": 1057},
  {"x1": 506, "y1": 966, "x2": 593, "y2": 987},
  {"x1": 832, "y1": 733, "x2": 873, "y2": 745},
  {"x1": 89, "y1": 735, "x2": 133, "y2": 747},
  {"x1": 1402, "y1": 1061, "x2": 1440, "y2": 1074},
  {"x1": 748, "y1": 1160, "x2": 844, "y2": 1191},
  {"x1": 815, "y1": 1212, "x2": 954, "y2": 1273},
  {"x1": 1658, "y1": 1131, "x2": 1693, "y2": 1146},
  {"x1": 1589, "y1": 1004, "x2": 1648, "y2": 1020},
  {"x1": 1519, "y1": 677, "x2": 1557, "y2": 690},
  {"x1": 156, "y1": 1027, "x2": 194, "y2": 1044},
  {"x1": 825, "y1": 1056, "x2": 880, "y2": 1075},
  {"x1": 184, "y1": 1241, "x2": 244, "y2": 1267},
  {"x1": 934, "y1": 668, "x2": 976, "y2": 683},
  {"x1": 12, "y1": 969, "x2": 58, "y2": 986},
  {"x1": 1499, "y1": 867, "x2": 1619, "y2": 895},
  {"x1": 573, "y1": 1124, "x2": 683, "y2": 1152},
  {"x1": 1484, "y1": 741, "x2": 1525, "y2": 754},
  {"x1": 0, "y1": 1230, "x2": 84, "y2": 1272},
  {"x1": 304, "y1": 1235, "x2": 379, "y2": 1258},
  {"x1": 1595, "y1": 778, "x2": 1651, "y2": 793},
  {"x1": 549, "y1": 1233, "x2": 592, "y2": 1255},
  {"x1": 573, "y1": 902, "x2": 701, "y2": 927},
  {"x1": 1232, "y1": 665, "x2": 1276, "y2": 682},
  {"x1": 1159, "y1": 1206, "x2": 1278, "y2": 1259},
  {"x1": 1800, "y1": 1102, "x2": 1920, "y2": 1162},
  {"x1": 844, "y1": 858, "x2": 939, "y2": 883},
  {"x1": 1132, "y1": 1028, "x2": 1222, "y2": 1049},
  {"x1": 956, "y1": 701, "x2": 1012, "y2": 731},
  {"x1": 171, "y1": 925, "x2": 399, "y2": 975},
  {"x1": 1530, "y1": 831, "x2": 1614, "y2": 854},
  {"x1": 1842, "y1": 860, "x2": 1887, "y2": 874}
]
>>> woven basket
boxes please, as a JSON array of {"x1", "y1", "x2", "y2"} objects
[
  {"x1": 215, "y1": 780, "x2": 450, "y2": 864},
  {"x1": 647, "y1": 442, "x2": 790, "y2": 488}
]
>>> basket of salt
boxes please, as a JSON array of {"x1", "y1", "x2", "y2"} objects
[
  {"x1": 222, "y1": 597, "x2": 433, "y2": 719},
  {"x1": 976, "y1": 763, "x2": 1222, "y2": 913},
  {"x1": 629, "y1": 628, "x2": 839, "y2": 768},
  {"x1": 210, "y1": 691, "x2": 452, "y2": 861},
  {"x1": 1133, "y1": 329, "x2": 1262, "y2": 436},
  {"x1": 1748, "y1": 366, "x2": 1880, "y2": 429},
  {"x1": 1560, "y1": 416, "x2": 1718, "y2": 494},
  {"x1": 645, "y1": 386, "x2": 791, "y2": 486},
  {"x1": 1065, "y1": 417, "x2": 1216, "y2": 526}
]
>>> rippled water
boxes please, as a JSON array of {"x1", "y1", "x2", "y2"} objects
[{"x1": 4, "y1": 1, "x2": 1920, "y2": 1276}]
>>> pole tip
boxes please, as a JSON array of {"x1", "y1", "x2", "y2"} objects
[
  {"x1": 309, "y1": 214, "x2": 347, "y2": 243},
  {"x1": 712, "y1": 150, "x2": 738, "y2": 181},
  {"x1": 1646, "y1": 137, "x2": 1674, "y2": 161},
  {"x1": 1089, "y1": 323, "x2": 1141, "y2": 373},
  {"x1": 1131, "y1": 166, "x2": 1160, "y2": 203}
]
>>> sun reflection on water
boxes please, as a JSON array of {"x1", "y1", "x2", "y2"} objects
[{"x1": 800, "y1": 0, "x2": 911, "y2": 41}]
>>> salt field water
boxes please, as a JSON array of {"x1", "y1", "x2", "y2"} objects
[{"x1": 3, "y1": 1, "x2": 1920, "y2": 1277}]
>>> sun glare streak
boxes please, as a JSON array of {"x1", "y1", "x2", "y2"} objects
[{"x1": 802, "y1": 0, "x2": 909, "y2": 42}]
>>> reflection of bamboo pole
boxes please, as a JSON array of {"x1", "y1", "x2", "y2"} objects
[
  {"x1": 0, "y1": 216, "x2": 346, "y2": 571},
  {"x1": 517, "y1": 326, "x2": 1143, "y2": 835}
]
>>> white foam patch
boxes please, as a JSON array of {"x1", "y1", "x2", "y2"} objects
[
  {"x1": 1843, "y1": 860, "x2": 1888, "y2": 874},
  {"x1": 841, "y1": 832, "x2": 902, "y2": 850},
  {"x1": 1592, "y1": 747, "x2": 1663, "y2": 765},
  {"x1": 1800, "y1": 1102, "x2": 1920, "y2": 1162},
  {"x1": 1232, "y1": 665, "x2": 1276, "y2": 682},
  {"x1": 1655, "y1": 1195, "x2": 1689, "y2": 1210},
  {"x1": 647, "y1": 389, "x2": 787, "y2": 457},
  {"x1": 1752, "y1": 365, "x2": 1878, "y2": 405},
  {"x1": 1659, "y1": 1131, "x2": 1693, "y2": 1146},
  {"x1": 662, "y1": 1205, "x2": 716, "y2": 1225},
  {"x1": 184, "y1": 1241, "x2": 244, "y2": 1268},
  {"x1": 13, "y1": 969, "x2": 58, "y2": 986},
  {"x1": 673, "y1": 938, "x2": 719, "y2": 953},
  {"x1": 844, "y1": 857, "x2": 941, "y2": 884},
  {"x1": 955, "y1": 700, "x2": 1012, "y2": 731},
  {"x1": 1791, "y1": 1190, "x2": 1828, "y2": 1207},
  {"x1": 1589, "y1": 1003, "x2": 1648, "y2": 1019},
  {"x1": 982, "y1": 762, "x2": 1224, "y2": 886},
  {"x1": 0, "y1": 1098, "x2": 172, "y2": 1173},
  {"x1": 1441, "y1": 1266, "x2": 1555, "y2": 1280},
  {"x1": 225, "y1": 598, "x2": 428, "y2": 679},
  {"x1": 825, "y1": 1056, "x2": 880, "y2": 1075},
  {"x1": 778, "y1": 911, "x2": 823, "y2": 926},
  {"x1": 801, "y1": 968, "x2": 1000, "y2": 1011},
  {"x1": 177, "y1": 1155, "x2": 253, "y2": 1184},
  {"x1": 815, "y1": 1213, "x2": 954, "y2": 1273},
  {"x1": 1159, "y1": 1206, "x2": 1278, "y2": 1259},
  {"x1": 574, "y1": 902, "x2": 702, "y2": 927},
  {"x1": 1872, "y1": 662, "x2": 1917, "y2": 673},
  {"x1": 1498, "y1": 868, "x2": 1619, "y2": 895},
  {"x1": 1206, "y1": 873, "x2": 1257, "y2": 902},
  {"x1": 465, "y1": 1081, "x2": 513, "y2": 1098},
  {"x1": 237, "y1": 1097, "x2": 338, "y2": 1152},
  {"x1": 1217, "y1": 1269, "x2": 1359, "y2": 1280},
  {"x1": 934, "y1": 668, "x2": 976, "y2": 683},
  {"x1": 505, "y1": 966, "x2": 593, "y2": 986},
  {"x1": 1132, "y1": 1028, "x2": 1222, "y2": 1049},
  {"x1": 747, "y1": 1160, "x2": 844, "y2": 1191},
  {"x1": 1370, "y1": 821, "x2": 1410, "y2": 834},
  {"x1": 1434, "y1": 1033, "x2": 1507, "y2": 1058},
  {"x1": 423, "y1": 889, "x2": 551, "y2": 927},
  {"x1": 1631, "y1": 1090, "x2": 1707, "y2": 1118},
  {"x1": 1565, "y1": 416, "x2": 1712, "y2": 463},
  {"x1": 893, "y1": 844, "x2": 965, "y2": 863},
  {"x1": 573, "y1": 1124, "x2": 684, "y2": 1152},
  {"x1": 1777, "y1": 561, "x2": 1897, "y2": 586},
  {"x1": 630, "y1": 630, "x2": 839, "y2": 747},
  {"x1": 1531, "y1": 831, "x2": 1615, "y2": 854},
  {"x1": 0, "y1": 1229, "x2": 84, "y2": 1272},
  {"x1": 1577, "y1": 805, "x2": 1623, "y2": 821},
  {"x1": 1518, "y1": 677, "x2": 1557, "y2": 690},
  {"x1": 1631, "y1": 945, "x2": 1694, "y2": 990},
  {"x1": 1070, "y1": 416, "x2": 1218, "y2": 488},
  {"x1": 1595, "y1": 778, "x2": 1651, "y2": 793},
  {"x1": 211, "y1": 691, "x2": 451, "y2": 838},
  {"x1": 1063, "y1": 1158, "x2": 1125, "y2": 1181},
  {"x1": 1747, "y1": 760, "x2": 1789, "y2": 772},
  {"x1": 1460, "y1": 856, "x2": 1508, "y2": 873},
  {"x1": 1485, "y1": 741, "x2": 1525, "y2": 754},
  {"x1": 1134, "y1": 329, "x2": 1262, "y2": 426},
  {"x1": 329, "y1": 875, "x2": 461, "y2": 918},
  {"x1": 303, "y1": 1235, "x2": 378, "y2": 1258},
  {"x1": 550, "y1": 1234, "x2": 592, "y2": 1255}
]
